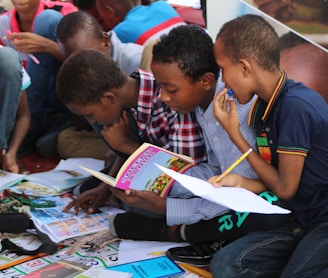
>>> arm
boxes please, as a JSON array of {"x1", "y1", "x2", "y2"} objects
[
  {"x1": 212, "y1": 90, "x2": 303, "y2": 200},
  {"x1": 109, "y1": 188, "x2": 167, "y2": 215},
  {"x1": 63, "y1": 156, "x2": 125, "y2": 214},
  {"x1": 7, "y1": 32, "x2": 65, "y2": 61},
  {"x1": 3, "y1": 91, "x2": 30, "y2": 173},
  {"x1": 101, "y1": 111, "x2": 141, "y2": 155}
]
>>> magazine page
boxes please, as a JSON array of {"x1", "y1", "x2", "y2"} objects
[
  {"x1": 24, "y1": 158, "x2": 104, "y2": 193},
  {"x1": 0, "y1": 241, "x2": 121, "y2": 277},
  {"x1": 108, "y1": 256, "x2": 185, "y2": 278},
  {"x1": 22, "y1": 260, "x2": 89, "y2": 277},
  {"x1": 0, "y1": 170, "x2": 26, "y2": 191},
  {"x1": 0, "y1": 234, "x2": 44, "y2": 270},
  {"x1": 114, "y1": 143, "x2": 195, "y2": 197},
  {"x1": 29, "y1": 206, "x2": 123, "y2": 243}
]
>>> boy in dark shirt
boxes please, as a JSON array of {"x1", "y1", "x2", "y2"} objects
[{"x1": 210, "y1": 14, "x2": 328, "y2": 277}]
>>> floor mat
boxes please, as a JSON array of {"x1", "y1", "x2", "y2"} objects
[{"x1": 19, "y1": 152, "x2": 60, "y2": 173}]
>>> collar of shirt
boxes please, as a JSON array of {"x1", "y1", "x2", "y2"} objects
[{"x1": 248, "y1": 70, "x2": 288, "y2": 127}]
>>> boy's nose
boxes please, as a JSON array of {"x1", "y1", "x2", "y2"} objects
[{"x1": 160, "y1": 91, "x2": 170, "y2": 103}]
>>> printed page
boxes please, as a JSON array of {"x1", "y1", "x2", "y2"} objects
[
  {"x1": 0, "y1": 234, "x2": 43, "y2": 270},
  {"x1": 25, "y1": 158, "x2": 104, "y2": 192},
  {"x1": 114, "y1": 143, "x2": 194, "y2": 196},
  {"x1": 0, "y1": 170, "x2": 26, "y2": 191},
  {"x1": 108, "y1": 256, "x2": 185, "y2": 277},
  {"x1": 29, "y1": 206, "x2": 123, "y2": 243},
  {"x1": 156, "y1": 164, "x2": 291, "y2": 214},
  {"x1": 118, "y1": 240, "x2": 190, "y2": 265},
  {"x1": 0, "y1": 241, "x2": 121, "y2": 277}
]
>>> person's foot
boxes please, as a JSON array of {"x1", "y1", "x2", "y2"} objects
[{"x1": 166, "y1": 240, "x2": 229, "y2": 266}]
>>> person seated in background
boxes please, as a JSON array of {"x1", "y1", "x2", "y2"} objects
[
  {"x1": 0, "y1": 0, "x2": 77, "y2": 158},
  {"x1": 95, "y1": 0, "x2": 186, "y2": 45},
  {"x1": 209, "y1": 14, "x2": 328, "y2": 277},
  {"x1": 56, "y1": 49, "x2": 207, "y2": 217},
  {"x1": 279, "y1": 31, "x2": 328, "y2": 103},
  {"x1": 0, "y1": 46, "x2": 30, "y2": 174},
  {"x1": 73, "y1": 0, "x2": 156, "y2": 31}
]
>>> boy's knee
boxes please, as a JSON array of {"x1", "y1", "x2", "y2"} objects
[
  {"x1": 210, "y1": 248, "x2": 233, "y2": 277},
  {"x1": 0, "y1": 47, "x2": 20, "y2": 72},
  {"x1": 33, "y1": 10, "x2": 62, "y2": 37}
]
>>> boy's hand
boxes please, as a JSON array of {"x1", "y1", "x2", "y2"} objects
[
  {"x1": 2, "y1": 152, "x2": 19, "y2": 173},
  {"x1": 63, "y1": 183, "x2": 111, "y2": 214},
  {"x1": 110, "y1": 188, "x2": 167, "y2": 215},
  {"x1": 213, "y1": 89, "x2": 241, "y2": 142},
  {"x1": 101, "y1": 111, "x2": 137, "y2": 154},
  {"x1": 6, "y1": 32, "x2": 50, "y2": 54},
  {"x1": 6, "y1": 32, "x2": 64, "y2": 61},
  {"x1": 208, "y1": 174, "x2": 243, "y2": 188}
]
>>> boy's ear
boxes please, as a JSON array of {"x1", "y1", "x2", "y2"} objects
[
  {"x1": 200, "y1": 72, "x2": 216, "y2": 90},
  {"x1": 102, "y1": 32, "x2": 111, "y2": 49},
  {"x1": 239, "y1": 59, "x2": 251, "y2": 76},
  {"x1": 101, "y1": 90, "x2": 117, "y2": 104}
]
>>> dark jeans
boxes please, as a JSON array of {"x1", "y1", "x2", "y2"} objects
[{"x1": 210, "y1": 218, "x2": 328, "y2": 278}]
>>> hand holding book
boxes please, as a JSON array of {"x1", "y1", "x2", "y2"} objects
[{"x1": 79, "y1": 143, "x2": 195, "y2": 197}]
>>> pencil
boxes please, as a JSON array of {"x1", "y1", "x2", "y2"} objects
[{"x1": 214, "y1": 148, "x2": 253, "y2": 182}]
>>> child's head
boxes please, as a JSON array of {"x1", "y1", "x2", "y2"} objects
[
  {"x1": 56, "y1": 49, "x2": 127, "y2": 126},
  {"x1": 57, "y1": 11, "x2": 110, "y2": 59},
  {"x1": 151, "y1": 24, "x2": 220, "y2": 114},
  {"x1": 73, "y1": 0, "x2": 106, "y2": 30},
  {"x1": 95, "y1": 0, "x2": 137, "y2": 31},
  {"x1": 214, "y1": 14, "x2": 280, "y2": 103}
]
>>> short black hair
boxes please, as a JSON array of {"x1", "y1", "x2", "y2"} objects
[
  {"x1": 56, "y1": 49, "x2": 127, "y2": 105},
  {"x1": 217, "y1": 14, "x2": 280, "y2": 71},
  {"x1": 57, "y1": 11, "x2": 103, "y2": 44},
  {"x1": 152, "y1": 24, "x2": 220, "y2": 82}
]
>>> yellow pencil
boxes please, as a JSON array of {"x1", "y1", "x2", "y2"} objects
[
  {"x1": 215, "y1": 148, "x2": 253, "y2": 182},
  {"x1": 178, "y1": 263, "x2": 213, "y2": 278}
]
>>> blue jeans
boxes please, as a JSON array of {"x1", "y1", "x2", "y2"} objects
[
  {"x1": 0, "y1": 47, "x2": 22, "y2": 149},
  {"x1": 210, "y1": 218, "x2": 328, "y2": 278},
  {"x1": 26, "y1": 9, "x2": 70, "y2": 139}
]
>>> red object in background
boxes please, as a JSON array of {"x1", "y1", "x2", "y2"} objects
[
  {"x1": 19, "y1": 152, "x2": 60, "y2": 173},
  {"x1": 174, "y1": 6, "x2": 206, "y2": 28}
]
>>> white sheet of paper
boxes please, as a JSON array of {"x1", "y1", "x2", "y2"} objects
[
  {"x1": 155, "y1": 164, "x2": 291, "y2": 214},
  {"x1": 118, "y1": 240, "x2": 190, "y2": 265}
]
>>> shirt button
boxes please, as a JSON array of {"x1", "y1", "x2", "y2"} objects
[
  {"x1": 269, "y1": 140, "x2": 273, "y2": 144},
  {"x1": 265, "y1": 127, "x2": 271, "y2": 132},
  {"x1": 216, "y1": 122, "x2": 220, "y2": 126}
]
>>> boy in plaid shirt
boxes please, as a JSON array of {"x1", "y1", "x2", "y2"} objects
[{"x1": 56, "y1": 49, "x2": 206, "y2": 215}]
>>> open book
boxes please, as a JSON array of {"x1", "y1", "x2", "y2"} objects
[
  {"x1": 80, "y1": 143, "x2": 195, "y2": 197},
  {"x1": 29, "y1": 206, "x2": 124, "y2": 243},
  {"x1": 1, "y1": 158, "x2": 104, "y2": 195}
]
